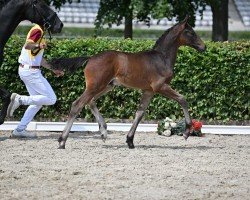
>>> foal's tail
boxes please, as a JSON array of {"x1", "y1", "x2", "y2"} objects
[{"x1": 49, "y1": 56, "x2": 90, "y2": 73}]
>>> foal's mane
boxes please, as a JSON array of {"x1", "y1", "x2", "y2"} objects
[{"x1": 152, "y1": 23, "x2": 179, "y2": 50}]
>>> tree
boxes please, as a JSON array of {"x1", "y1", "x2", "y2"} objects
[
  {"x1": 167, "y1": 0, "x2": 229, "y2": 41},
  {"x1": 44, "y1": 0, "x2": 79, "y2": 9},
  {"x1": 95, "y1": 0, "x2": 172, "y2": 39},
  {"x1": 44, "y1": 0, "x2": 229, "y2": 41},
  {"x1": 209, "y1": 0, "x2": 228, "y2": 41},
  {"x1": 95, "y1": 0, "x2": 229, "y2": 41}
]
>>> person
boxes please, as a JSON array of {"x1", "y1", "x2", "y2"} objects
[{"x1": 7, "y1": 24, "x2": 64, "y2": 138}]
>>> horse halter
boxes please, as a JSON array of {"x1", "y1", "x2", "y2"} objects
[{"x1": 32, "y1": 0, "x2": 57, "y2": 40}]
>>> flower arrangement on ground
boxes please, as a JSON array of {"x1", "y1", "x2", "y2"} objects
[{"x1": 157, "y1": 117, "x2": 203, "y2": 137}]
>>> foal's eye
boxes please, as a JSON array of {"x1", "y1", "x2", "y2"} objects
[{"x1": 186, "y1": 31, "x2": 195, "y2": 37}]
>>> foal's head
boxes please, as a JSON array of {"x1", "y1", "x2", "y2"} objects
[
  {"x1": 25, "y1": 0, "x2": 63, "y2": 33},
  {"x1": 175, "y1": 16, "x2": 206, "y2": 52}
]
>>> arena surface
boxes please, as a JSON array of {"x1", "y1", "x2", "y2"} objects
[{"x1": 0, "y1": 131, "x2": 249, "y2": 200}]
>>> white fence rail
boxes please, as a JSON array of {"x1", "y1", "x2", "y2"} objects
[{"x1": 0, "y1": 121, "x2": 249, "y2": 135}]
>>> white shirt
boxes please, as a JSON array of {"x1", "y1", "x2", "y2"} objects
[{"x1": 18, "y1": 25, "x2": 45, "y2": 66}]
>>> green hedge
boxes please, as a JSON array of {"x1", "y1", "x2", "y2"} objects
[
  {"x1": 14, "y1": 25, "x2": 250, "y2": 41},
  {"x1": 1, "y1": 36, "x2": 249, "y2": 122}
]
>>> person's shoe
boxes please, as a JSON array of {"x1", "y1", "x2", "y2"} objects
[
  {"x1": 7, "y1": 93, "x2": 21, "y2": 117},
  {"x1": 11, "y1": 129, "x2": 37, "y2": 138}
]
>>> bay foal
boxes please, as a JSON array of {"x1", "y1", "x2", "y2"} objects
[{"x1": 57, "y1": 16, "x2": 206, "y2": 149}]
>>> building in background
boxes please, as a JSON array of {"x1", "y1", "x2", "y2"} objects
[{"x1": 55, "y1": 0, "x2": 249, "y2": 30}]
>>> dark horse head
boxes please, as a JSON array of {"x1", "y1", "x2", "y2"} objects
[
  {"x1": 0, "y1": 0, "x2": 63, "y2": 64},
  {"x1": 25, "y1": 0, "x2": 63, "y2": 33}
]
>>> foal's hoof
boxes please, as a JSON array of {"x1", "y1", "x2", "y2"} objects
[
  {"x1": 126, "y1": 136, "x2": 135, "y2": 149},
  {"x1": 58, "y1": 145, "x2": 65, "y2": 149},
  {"x1": 58, "y1": 136, "x2": 63, "y2": 143},
  {"x1": 183, "y1": 132, "x2": 190, "y2": 140},
  {"x1": 127, "y1": 143, "x2": 135, "y2": 149},
  {"x1": 58, "y1": 138, "x2": 65, "y2": 149},
  {"x1": 101, "y1": 134, "x2": 107, "y2": 142},
  {"x1": 100, "y1": 129, "x2": 108, "y2": 142}
]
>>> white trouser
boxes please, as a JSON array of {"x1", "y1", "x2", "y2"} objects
[{"x1": 17, "y1": 67, "x2": 57, "y2": 130}]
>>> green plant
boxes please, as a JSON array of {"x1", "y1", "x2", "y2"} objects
[{"x1": 13, "y1": 26, "x2": 250, "y2": 41}]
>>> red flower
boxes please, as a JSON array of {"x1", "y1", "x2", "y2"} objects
[{"x1": 192, "y1": 119, "x2": 202, "y2": 131}]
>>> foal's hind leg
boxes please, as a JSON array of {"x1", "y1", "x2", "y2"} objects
[
  {"x1": 89, "y1": 84, "x2": 114, "y2": 141},
  {"x1": 126, "y1": 91, "x2": 154, "y2": 149},
  {"x1": 89, "y1": 100, "x2": 108, "y2": 141},
  {"x1": 157, "y1": 84, "x2": 191, "y2": 140},
  {"x1": 58, "y1": 90, "x2": 96, "y2": 149}
]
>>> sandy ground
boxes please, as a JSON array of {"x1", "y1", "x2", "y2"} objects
[{"x1": 0, "y1": 130, "x2": 249, "y2": 200}]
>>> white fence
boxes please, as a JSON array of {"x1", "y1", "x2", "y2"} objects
[{"x1": 1, "y1": 121, "x2": 249, "y2": 135}]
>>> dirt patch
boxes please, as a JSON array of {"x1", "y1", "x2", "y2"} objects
[{"x1": 0, "y1": 131, "x2": 249, "y2": 200}]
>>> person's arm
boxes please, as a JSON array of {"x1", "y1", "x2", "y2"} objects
[{"x1": 25, "y1": 42, "x2": 46, "y2": 51}]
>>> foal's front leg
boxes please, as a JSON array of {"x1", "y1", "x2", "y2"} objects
[
  {"x1": 158, "y1": 84, "x2": 191, "y2": 140},
  {"x1": 126, "y1": 91, "x2": 154, "y2": 149}
]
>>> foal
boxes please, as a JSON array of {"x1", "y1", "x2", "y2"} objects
[{"x1": 56, "y1": 16, "x2": 206, "y2": 149}]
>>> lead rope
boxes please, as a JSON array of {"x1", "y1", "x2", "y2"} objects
[{"x1": 31, "y1": 1, "x2": 53, "y2": 56}]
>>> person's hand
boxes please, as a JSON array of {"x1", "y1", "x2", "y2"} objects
[
  {"x1": 53, "y1": 69, "x2": 64, "y2": 77},
  {"x1": 39, "y1": 42, "x2": 47, "y2": 49}
]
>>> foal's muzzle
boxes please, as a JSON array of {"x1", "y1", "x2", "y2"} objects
[
  {"x1": 198, "y1": 45, "x2": 206, "y2": 52},
  {"x1": 193, "y1": 44, "x2": 206, "y2": 53}
]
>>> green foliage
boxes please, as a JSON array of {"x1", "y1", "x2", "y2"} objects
[
  {"x1": 167, "y1": 0, "x2": 207, "y2": 27},
  {"x1": 95, "y1": 0, "x2": 172, "y2": 36},
  {"x1": 170, "y1": 119, "x2": 186, "y2": 136},
  {"x1": 1, "y1": 36, "x2": 249, "y2": 122},
  {"x1": 95, "y1": 0, "x2": 211, "y2": 33},
  {"x1": 13, "y1": 26, "x2": 250, "y2": 41},
  {"x1": 44, "y1": 0, "x2": 80, "y2": 9},
  {"x1": 175, "y1": 41, "x2": 250, "y2": 121}
]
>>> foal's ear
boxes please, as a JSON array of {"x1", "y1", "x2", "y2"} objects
[
  {"x1": 181, "y1": 15, "x2": 189, "y2": 24},
  {"x1": 177, "y1": 15, "x2": 189, "y2": 33}
]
